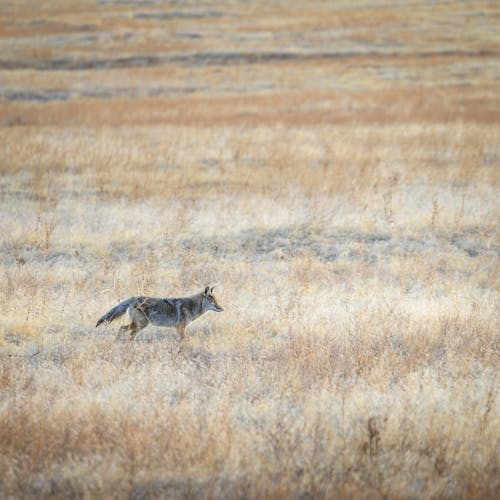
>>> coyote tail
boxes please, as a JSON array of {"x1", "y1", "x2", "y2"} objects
[{"x1": 96, "y1": 297, "x2": 136, "y2": 327}]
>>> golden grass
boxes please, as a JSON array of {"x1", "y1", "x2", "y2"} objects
[
  {"x1": 3, "y1": 86, "x2": 500, "y2": 128},
  {"x1": 1, "y1": 1, "x2": 499, "y2": 498}
]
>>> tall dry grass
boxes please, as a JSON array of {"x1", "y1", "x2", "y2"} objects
[
  {"x1": 1, "y1": 0, "x2": 499, "y2": 498},
  {"x1": 1, "y1": 119, "x2": 498, "y2": 498}
]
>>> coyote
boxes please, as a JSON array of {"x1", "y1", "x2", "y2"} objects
[{"x1": 96, "y1": 286, "x2": 223, "y2": 340}]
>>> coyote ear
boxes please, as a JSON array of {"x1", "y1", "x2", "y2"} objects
[
  {"x1": 210, "y1": 286, "x2": 215, "y2": 294},
  {"x1": 204, "y1": 286, "x2": 210, "y2": 296}
]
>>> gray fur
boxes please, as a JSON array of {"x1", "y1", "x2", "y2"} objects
[
  {"x1": 95, "y1": 287, "x2": 223, "y2": 341},
  {"x1": 95, "y1": 297, "x2": 136, "y2": 327}
]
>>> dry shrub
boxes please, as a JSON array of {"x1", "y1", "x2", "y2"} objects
[{"x1": 1, "y1": 1, "x2": 499, "y2": 498}]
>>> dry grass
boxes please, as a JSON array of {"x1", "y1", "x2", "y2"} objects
[{"x1": 1, "y1": 1, "x2": 499, "y2": 498}]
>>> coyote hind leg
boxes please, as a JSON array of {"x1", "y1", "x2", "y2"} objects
[{"x1": 116, "y1": 322, "x2": 138, "y2": 341}]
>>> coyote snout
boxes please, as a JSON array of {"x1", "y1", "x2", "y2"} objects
[
  {"x1": 96, "y1": 286, "x2": 223, "y2": 341},
  {"x1": 203, "y1": 287, "x2": 223, "y2": 313}
]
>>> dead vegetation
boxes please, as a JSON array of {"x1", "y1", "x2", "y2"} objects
[{"x1": 0, "y1": 1, "x2": 499, "y2": 498}]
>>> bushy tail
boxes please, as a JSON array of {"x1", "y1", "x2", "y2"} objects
[{"x1": 96, "y1": 297, "x2": 136, "y2": 327}]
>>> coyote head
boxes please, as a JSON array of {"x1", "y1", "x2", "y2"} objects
[{"x1": 202, "y1": 286, "x2": 223, "y2": 313}]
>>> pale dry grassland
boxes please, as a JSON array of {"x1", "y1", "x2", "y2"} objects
[{"x1": 0, "y1": 1, "x2": 499, "y2": 499}]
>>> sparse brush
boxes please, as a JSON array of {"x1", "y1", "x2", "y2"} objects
[{"x1": 0, "y1": 1, "x2": 498, "y2": 498}]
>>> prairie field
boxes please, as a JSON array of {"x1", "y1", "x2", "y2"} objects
[{"x1": 0, "y1": 1, "x2": 499, "y2": 498}]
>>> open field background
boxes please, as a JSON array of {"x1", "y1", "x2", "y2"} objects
[{"x1": 1, "y1": 1, "x2": 499, "y2": 498}]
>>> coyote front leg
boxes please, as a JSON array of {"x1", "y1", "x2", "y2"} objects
[{"x1": 176, "y1": 323, "x2": 186, "y2": 341}]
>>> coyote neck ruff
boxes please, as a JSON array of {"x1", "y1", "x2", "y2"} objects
[{"x1": 96, "y1": 286, "x2": 223, "y2": 340}]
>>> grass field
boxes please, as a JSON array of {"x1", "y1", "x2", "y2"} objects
[{"x1": 0, "y1": 1, "x2": 499, "y2": 498}]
